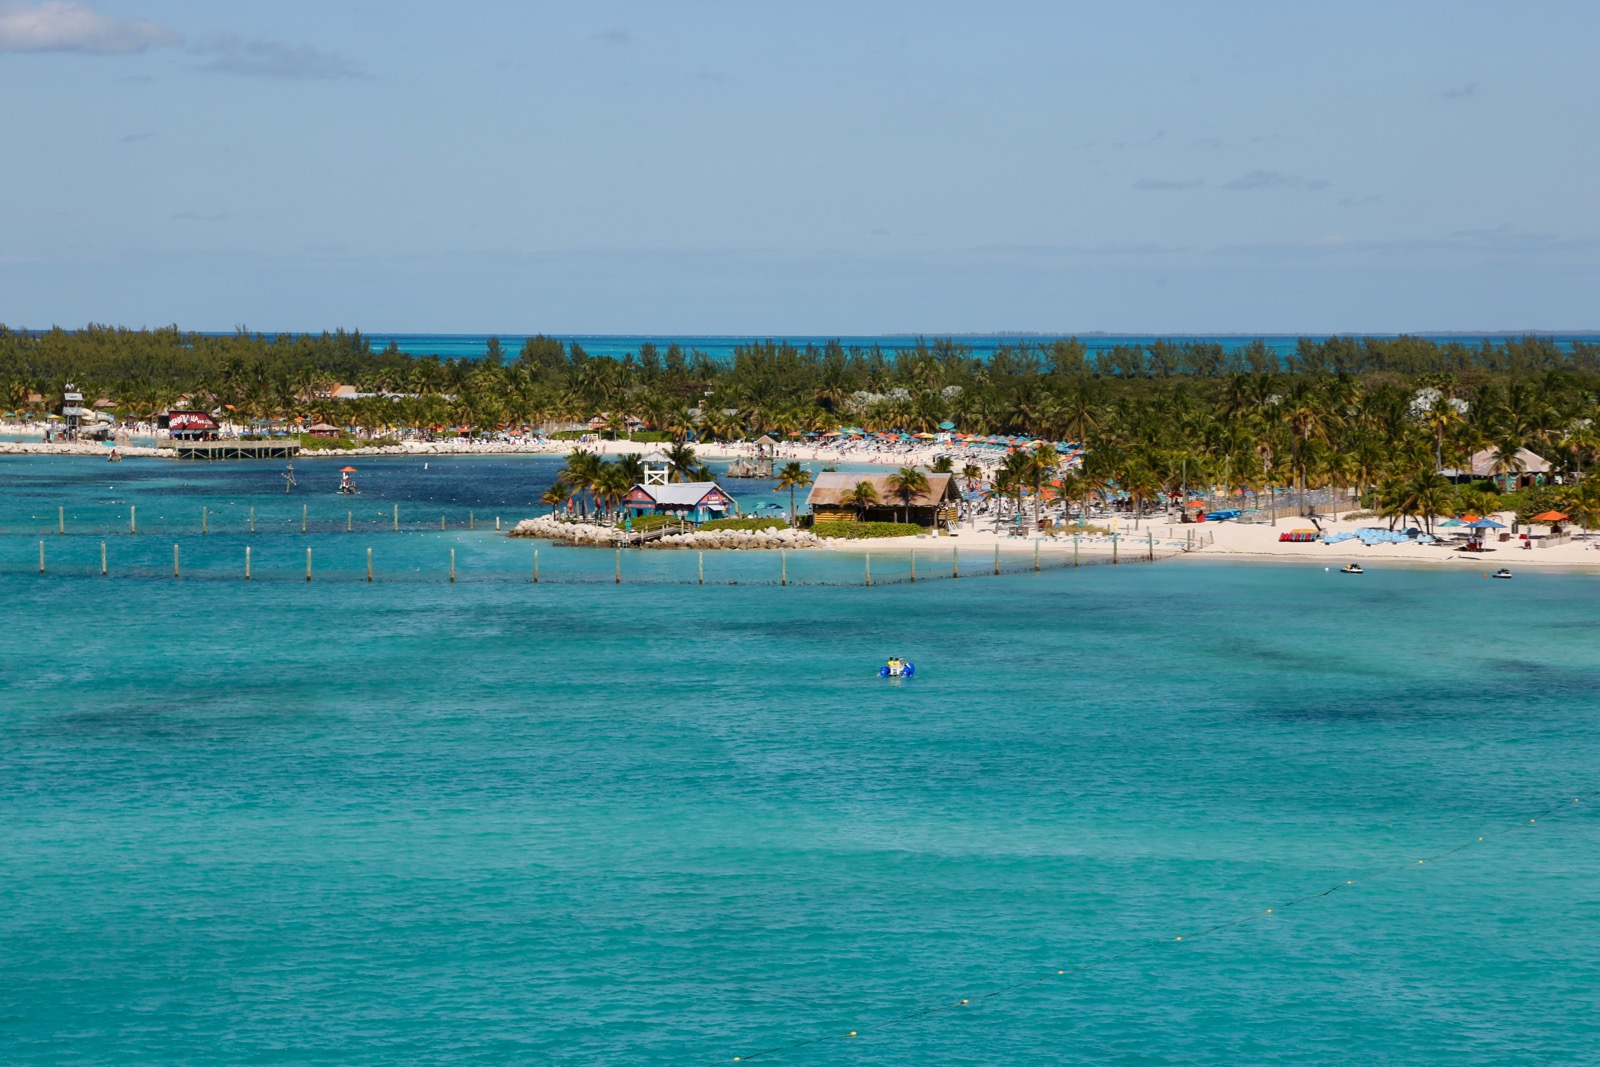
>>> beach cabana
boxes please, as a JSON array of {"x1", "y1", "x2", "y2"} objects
[
  {"x1": 806, "y1": 472, "x2": 961, "y2": 530},
  {"x1": 623, "y1": 481, "x2": 735, "y2": 523},
  {"x1": 1440, "y1": 447, "x2": 1552, "y2": 489}
]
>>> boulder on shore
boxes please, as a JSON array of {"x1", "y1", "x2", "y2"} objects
[{"x1": 508, "y1": 516, "x2": 817, "y2": 549}]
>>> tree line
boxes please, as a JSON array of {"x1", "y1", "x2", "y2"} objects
[{"x1": 7, "y1": 325, "x2": 1600, "y2": 526}]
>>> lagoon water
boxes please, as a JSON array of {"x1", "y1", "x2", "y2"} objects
[{"x1": 3, "y1": 454, "x2": 1599, "y2": 1065}]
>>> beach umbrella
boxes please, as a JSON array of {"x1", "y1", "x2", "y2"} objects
[
  {"x1": 1531, "y1": 510, "x2": 1569, "y2": 522},
  {"x1": 1185, "y1": 500, "x2": 1206, "y2": 508},
  {"x1": 340, "y1": 466, "x2": 358, "y2": 472},
  {"x1": 938, "y1": 421, "x2": 956, "y2": 430},
  {"x1": 1439, "y1": 518, "x2": 1465, "y2": 527},
  {"x1": 1465, "y1": 518, "x2": 1506, "y2": 529}
]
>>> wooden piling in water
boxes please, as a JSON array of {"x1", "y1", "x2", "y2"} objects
[
  {"x1": 470, "y1": 512, "x2": 475, "y2": 530},
  {"x1": 698, "y1": 551, "x2": 703, "y2": 585},
  {"x1": 302, "y1": 504, "x2": 307, "y2": 533},
  {"x1": 495, "y1": 516, "x2": 501, "y2": 531},
  {"x1": 450, "y1": 548, "x2": 456, "y2": 583},
  {"x1": 1034, "y1": 541, "x2": 1040, "y2": 572},
  {"x1": 202, "y1": 506, "x2": 208, "y2": 535},
  {"x1": 245, "y1": 545, "x2": 251, "y2": 581},
  {"x1": 393, "y1": 504, "x2": 399, "y2": 532},
  {"x1": 953, "y1": 545, "x2": 959, "y2": 579},
  {"x1": 781, "y1": 550, "x2": 787, "y2": 586},
  {"x1": 130, "y1": 505, "x2": 136, "y2": 535},
  {"x1": 1148, "y1": 531, "x2": 1154, "y2": 560},
  {"x1": 533, "y1": 548, "x2": 540, "y2": 583},
  {"x1": 101, "y1": 541, "x2": 107, "y2": 576},
  {"x1": 1074, "y1": 534, "x2": 1080, "y2": 567},
  {"x1": 38, "y1": 540, "x2": 44, "y2": 573},
  {"x1": 366, "y1": 547, "x2": 372, "y2": 582},
  {"x1": 614, "y1": 548, "x2": 621, "y2": 584},
  {"x1": 306, "y1": 547, "x2": 312, "y2": 582},
  {"x1": 865, "y1": 553, "x2": 872, "y2": 586},
  {"x1": 347, "y1": 510, "x2": 352, "y2": 532},
  {"x1": 250, "y1": 507, "x2": 255, "y2": 534},
  {"x1": 1112, "y1": 534, "x2": 1119, "y2": 564},
  {"x1": 173, "y1": 544, "x2": 180, "y2": 579},
  {"x1": 994, "y1": 544, "x2": 1000, "y2": 575},
  {"x1": 910, "y1": 549, "x2": 916, "y2": 583},
  {"x1": 58, "y1": 506, "x2": 64, "y2": 535},
  {"x1": 441, "y1": 515, "x2": 446, "y2": 531}
]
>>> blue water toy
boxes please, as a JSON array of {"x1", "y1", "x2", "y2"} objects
[{"x1": 879, "y1": 658, "x2": 915, "y2": 678}]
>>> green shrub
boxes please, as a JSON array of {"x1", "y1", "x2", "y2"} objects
[
  {"x1": 698, "y1": 516, "x2": 789, "y2": 532},
  {"x1": 814, "y1": 521, "x2": 925, "y2": 539},
  {"x1": 626, "y1": 430, "x2": 674, "y2": 443},
  {"x1": 297, "y1": 435, "x2": 358, "y2": 450},
  {"x1": 626, "y1": 514, "x2": 682, "y2": 531}
]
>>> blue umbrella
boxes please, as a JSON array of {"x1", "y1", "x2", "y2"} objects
[
  {"x1": 1466, "y1": 518, "x2": 1506, "y2": 529},
  {"x1": 938, "y1": 421, "x2": 956, "y2": 430},
  {"x1": 1439, "y1": 518, "x2": 1465, "y2": 527}
]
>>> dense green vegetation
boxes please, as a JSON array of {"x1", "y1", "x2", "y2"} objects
[
  {"x1": 813, "y1": 522, "x2": 927, "y2": 539},
  {"x1": 10, "y1": 325, "x2": 1600, "y2": 527}
]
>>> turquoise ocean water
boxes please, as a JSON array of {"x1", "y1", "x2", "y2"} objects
[
  {"x1": 3, "y1": 454, "x2": 1599, "y2": 1065},
  {"x1": 362, "y1": 333, "x2": 1600, "y2": 362}
]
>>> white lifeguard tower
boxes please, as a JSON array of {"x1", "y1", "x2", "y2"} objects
[{"x1": 642, "y1": 450, "x2": 672, "y2": 486}]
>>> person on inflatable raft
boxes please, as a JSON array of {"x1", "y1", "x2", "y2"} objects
[{"x1": 880, "y1": 657, "x2": 915, "y2": 678}]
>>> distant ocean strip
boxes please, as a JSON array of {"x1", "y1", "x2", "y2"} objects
[{"x1": 344, "y1": 332, "x2": 1600, "y2": 362}]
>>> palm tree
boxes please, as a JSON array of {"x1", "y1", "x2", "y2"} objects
[
  {"x1": 775, "y1": 461, "x2": 813, "y2": 527},
  {"x1": 541, "y1": 479, "x2": 573, "y2": 515},
  {"x1": 1025, "y1": 444, "x2": 1061, "y2": 527},
  {"x1": 886, "y1": 466, "x2": 930, "y2": 525},
  {"x1": 592, "y1": 462, "x2": 633, "y2": 521},
  {"x1": 843, "y1": 479, "x2": 880, "y2": 521},
  {"x1": 558, "y1": 448, "x2": 604, "y2": 518}
]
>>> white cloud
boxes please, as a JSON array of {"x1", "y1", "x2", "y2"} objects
[
  {"x1": 192, "y1": 35, "x2": 366, "y2": 80},
  {"x1": 0, "y1": 1, "x2": 180, "y2": 54},
  {"x1": 1224, "y1": 170, "x2": 1330, "y2": 191}
]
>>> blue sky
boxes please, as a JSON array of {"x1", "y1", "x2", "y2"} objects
[{"x1": 1, "y1": 1, "x2": 1596, "y2": 334}]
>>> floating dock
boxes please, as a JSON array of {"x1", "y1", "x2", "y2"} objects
[{"x1": 162, "y1": 440, "x2": 302, "y2": 460}]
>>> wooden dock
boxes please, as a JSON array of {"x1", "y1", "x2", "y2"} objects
[{"x1": 161, "y1": 440, "x2": 301, "y2": 460}]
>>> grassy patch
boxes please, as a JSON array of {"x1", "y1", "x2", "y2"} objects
[
  {"x1": 814, "y1": 521, "x2": 925, "y2": 539},
  {"x1": 626, "y1": 514, "x2": 684, "y2": 531},
  {"x1": 698, "y1": 517, "x2": 789, "y2": 532}
]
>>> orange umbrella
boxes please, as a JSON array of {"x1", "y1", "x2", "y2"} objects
[
  {"x1": 1531, "y1": 510, "x2": 1569, "y2": 522},
  {"x1": 1185, "y1": 500, "x2": 1207, "y2": 508},
  {"x1": 340, "y1": 466, "x2": 358, "y2": 472}
]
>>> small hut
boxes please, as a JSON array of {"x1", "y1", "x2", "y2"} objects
[
  {"x1": 623, "y1": 481, "x2": 735, "y2": 523},
  {"x1": 806, "y1": 472, "x2": 960, "y2": 529}
]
